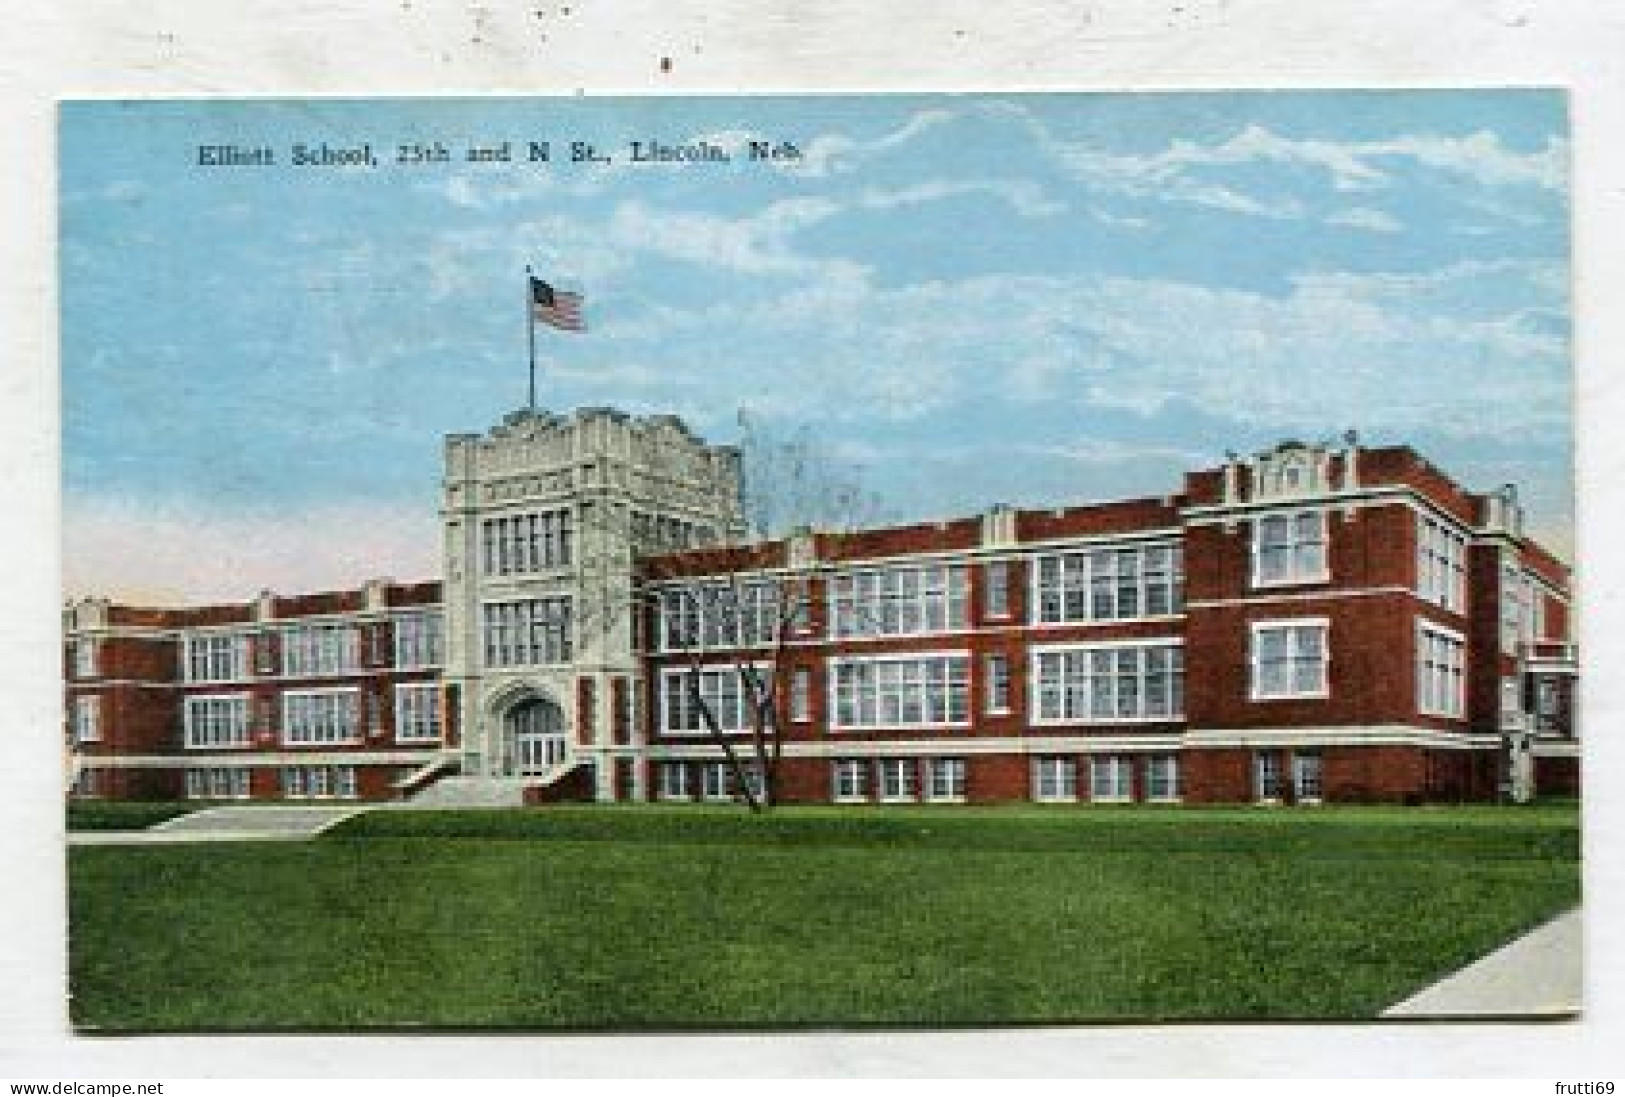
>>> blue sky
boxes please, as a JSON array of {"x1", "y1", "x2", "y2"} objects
[{"x1": 59, "y1": 92, "x2": 1571, "y2": 601}]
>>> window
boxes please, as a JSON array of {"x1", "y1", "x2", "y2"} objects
[
  {"x1": 790, "y1": 668, "x2": 812, "y2": 722},
  {"x1": 72, "y1": 696, "x2": 101, "y2": 744},
  {"x1": 281, "y1": 766, "x2": 358, "y2": 799},
  {"x1": 1032, "y1": 756, "x2": 1077, "y2": 802},
  {"x1": 1417, "y1": 514, "x2": 1468, "y2": 612},
  {"x1": 394, "y1": 683, "x2": 441, "y2": 743},
  {"x1": 1033, "y1": 542, "x2": 1183, "y2": 624},
  {"x1": 1253, "y1": 511, "x2": 1328, "y2": 587},
  {"x1": 1250, "y1": 621, "x2": 1328, "y2": 700},
  {"x1": 877, "y1": 759, "x2": 917, "y2": 802},
  {"x1": 481, "y1": 509, "x2": 573, "y2": 575},
  {"x1": 659, "y1": 581, "x2": 789, "y2": 652},
  {"x1": 661, "y1": 666, "x2": 765, "y2": 734},
  {"x1": 1145, "y1": 754, "x2": 1181, "y2": 802},
  {"x1": 72, "y1": 768, "x2": 100, "y2": 798},
  {"x1": 1417, "y1": 624, "x2": 1466, "y2": 718},
  {"x1": 1501, "y1": 675, "x2": 1523, "y2": 723},
  {"x1": 1090, "y1": 755, "x2": 1133, "y2": 802},
  {"x1": 1255, "y1": 752, "x2": 1284, "y2": 801},
  {"x1": 186, "y1": 633, "x2": 249, "y2": 682},
  {"x1": 658, "y1": 762, "x2": 691, "y2": 801},
  {"x1": 280, "y1": 625, "x2": 359, "y2": 677},
  {"x1": 1293, "y1": 752, "x2": 1323, "y2": 801},
  {"x1": 482, "y1": 598, "x2": 573, "y2": 667},
  {"x1": 701, "y1": 761, "x2": 733, "y2": 802},
  {"x1": 186, "y1": 767, "x2": 249, "y2": 800},
  {"x1": 829, "y1": 564, "x2": 969, "y2": 638},
  {"x1": 183, "y1": 694, "x2": 250, "y2": 749},
  {"x1": 832, "y1": 759, "x2": 869, "y2": 802},
  {"x1": 985, "y1": 560, "x2": 1010, "y2": 619},
  {"x1": 829, "y1": 655, "x2": 970, "y2": 729},
  {"x1": 72, "y1": 639, "x2": 98, "y2": 679},
  {"x1": 986, "y1": 654, "x2": 1011, "y2": 714},
  {"x1": 281, "y1": 689, "x2": 361, "y2": 745},
  {"x1": 393, "y1": 612, "x2": 444, "y2": 668},
  {"x1": 925, "y1": 758, "x2": 967, "y2": 802},
  {"x1": 1031, "y1": 643, "x2": 1184, "y2": 722}
]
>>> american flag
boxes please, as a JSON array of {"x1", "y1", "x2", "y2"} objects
[{"x1": 530, "y1": 277, "x2": 586, "y2": 333}]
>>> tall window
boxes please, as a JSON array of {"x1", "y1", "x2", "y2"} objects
[
  {"x1": 183, "y1": 695, "x2": 250, "y2": 749},
  {"x1": 829, "y1": 564, "x2": 969, "y2": 638},
  {"x1": 1417, "y1": 513, "x2": 1468, "y2": 612},
  {"x1": 1417, "y1": 624, "x2": 1466, "y2": 718},
  {"x1": 72, "y1": 639, "x2": 98, "y2": 679},
  {"x1": 281, "y1": 689, "x2": 361, "y2": 745},
  {"x1": 1293, "y1": 752, "x2": 1323, "y2": 801},
  {"x1": 481, "y1": 598, "x2": 573, "y2": 667},
  {"x1": 832, "y1": 759, "x2": 868, "y2": 802},
  {"x1": 1090, "y1": 755, "x2": 1133, "y2": 802},
  {"x1": 661, "y1": 666, "x2": 763, "y2": 734},
  {"x1": 700, "y1": 762, "x2": 733, "y2": 801},
  {"x1": 481, "y1": 509, "x2": 573, "y2": 575},
  {"x1": 829, "y1": 655, "x2": 970, "y2": 729},
  {"x1": 986, "y1": 654, "x2": 1011, "y2": 714},
  {"x1": 790, "y1": 668, "x2": 812, "y2": 722},
  {"x1": 659, "y1": 581, "x2": 786, "y2": 651},
  {"x1": 984, "y1": 560, "x2": 1010, "y2": 619},
  {"x1": 1033, "y1": 543, "x2": 1183, "y2": 624},
  {"x1": 658, "y1": 762, "x2": 691, "y2": 801},
  {"x1": 393, "y1": 612, "x2": 444, "y2": 669},
  {"x1": 1250, "y1": 621, "x2": 1328, "y2": 700},
  {"x1": 186, "y1": 767, "x2": 249, "y2": 800},
  {"x1": 73, "y1": 696, "x2": 101, "y2": 744},
  {"x1": 1145, "y1": 754, "x2": 1181, "y2": 801},
  {"x1": 1032, "y1": 756, "x2": 1077, "y2": 802},
  {"x1": 877, "y1": 759, "x2": 918, "y2": 802},
  {"x1": 186, "y1": 633, "x2": 249, "y2": 683},
  {"x1": 1253, "y1": 511, "x2": 1328, "y2": 587},
  {"x1": 1255, "y1": 752, "x2": 1284, "y2": 800},
  {"x1": 280, "y1": 625, "x2": 359, "y2": 677},
  {"x1": 1031, "y1": 643, "x2": 1184, "y2": 722},
  {"x1": 925, "y1": 758, "x2": 967, "y2": 802},
  {"x1": 394, "y1": 683, "x2": 441, "y2": 742}
]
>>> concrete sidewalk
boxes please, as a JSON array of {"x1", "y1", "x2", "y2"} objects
[
  {"x1": 1383, "y1": 907, "x2": 1582, "y2": 1018},
  {"x1": 68, "y1": 805, "x2": 365, "y2": 846}
]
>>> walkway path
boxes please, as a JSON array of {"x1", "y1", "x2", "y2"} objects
[
  {"x1": 1383, "y1": 907, "x2": 1582, "y2": 1018},
  {"x1": 68, "y1": 805, "x2": 365, "y2": 846}
]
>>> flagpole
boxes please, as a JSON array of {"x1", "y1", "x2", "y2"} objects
[{"x1": 525, "y1": 266, "x2": 538, "y2": 414}]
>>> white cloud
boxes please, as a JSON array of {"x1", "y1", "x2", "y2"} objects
[
  {"x1": 1327, "y1": 206, "x2": 1403, "y2": 233},
  {"x1": 855, "y1": 179, "x2": 1064, "y2": 218},
  {"x1": 63, "y1": 496, "x2": 438, "y2": 605}
]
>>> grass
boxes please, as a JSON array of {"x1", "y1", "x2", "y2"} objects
[
  {"x1": 68, "y1": 803, "x2": 1580, "y2": 1030},
  {"x1": 66, "y1": 800, "x2": 197, "y2": 831}
]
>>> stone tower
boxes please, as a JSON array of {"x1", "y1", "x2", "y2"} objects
[{"x1": 439, "y1": 407, "x2": 746, "y2": 801}]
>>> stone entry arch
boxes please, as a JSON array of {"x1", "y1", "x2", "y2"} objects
[{"x1": 500, "y1": 694, "x2": 568, "y2": 776}]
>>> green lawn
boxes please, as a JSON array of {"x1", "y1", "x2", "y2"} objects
[
  {"x1": 68, "y1": 803, "x2": 1580, "y2": 1030},
  {"x1": 65, "y1": 800, "x2": 196, "y2": 831}
]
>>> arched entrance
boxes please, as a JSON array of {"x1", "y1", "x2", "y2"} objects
[{"x1": 501, "y1": 695, "x2": 568, "y2": 776}]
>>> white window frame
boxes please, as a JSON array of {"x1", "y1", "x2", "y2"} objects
[
  {"x1": 1255, "y1": 752, "x2": 1285, "y2": 802},
  {"x1": 876, "y1": 758, "x2": 918, "y2": 803},
  {"x1": 481, "y1": 597, "x2": 574, "y2": 668},
  {"x1": 828, "y1": 563, "x2": 970, "y2": 640},
  {"x1": 1249, "y1": 619, "x2": 1330, "y2": 701},
  {"x1": 185, "y1": 632, "x2": 249, "y2": 683},
  {"x1": 924, "y1": 757, "x2": 967, "y2": 803},
  {"x1": 659, "y1": 663, "x2": 769, "y2": 737},
  {"x1": 279, "y1": 624, "x2": 359, "y2": 678},
  {"x1": 1292, "y1": 751, "x2": 1324, "y2": 803},
  {"x1": 986, "y1": 653, "x2": 1011, "y2": 715},
  {"x1": 185, "y1": 767, "x2": 250, "y2": 800},
  {"x1": 832, "y1": 759, "x2": 868, "y2": 803},
  {"x1": 393, "y1": 682, "x2": 442, "y2": 743},
  {"x1": 1031, "y1": 756, "x2": 1077, "y2": 802},
  {"x1": 1030, "y1": 541, "x2": 1184, "y2": 626},
  {"x1": 1030, "y1": 639, "x2": 1185, "y2": 724},
  {"x1": 393, "y1": 612, "x2": 444, "y2": 669},
  {"x1": 73, "y1": 695, "x2": 102, "y2": 744},
  {"x1": 1416, "y1": 621, "x2": 1467, "y2": 719},
  {"x1": 183, "y1": 693, "x2": 251, "y2": 749},
  {"x1": 1251, "y1": 509, "x2": 1329, "y2": 589},
  {"x1": 280, "y1": 687, "x2": 362, "y2": 746},
  {"x1": 657, "y1": 762, "x2": 691, "y2": 801},
  {"x1": 984, "y1": 560, "x2": 1011, "y2": 620},
  {"x1": 827, "y1": 652, "x2": 971, "y2": 731},
  {"x1": 1089, "y1": 755, "x2": 1133, "y2": 803},
  {"x1": 73, "y1": 638, "x2": 99, "y2": 679},
  {"x1": 700, "y1": 761, "x2": 733, "y2": 802},
  {"x1": 1416, "y1": 512, "x2": 1468, "y2": 613},
  {"x1": 1145, "y1": 754, "x2": 1181, "y2": 802},
  {"x1": 790, "y1": 667, "x2": 812, "y2": 723}
]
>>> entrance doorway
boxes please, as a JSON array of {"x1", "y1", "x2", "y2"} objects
[{"x1": 502, "y1": 696, "x2": 567, "y2": 776}]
